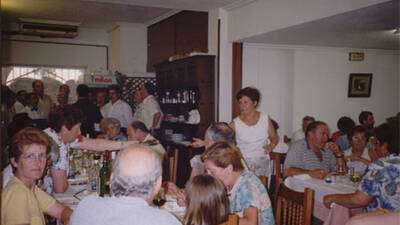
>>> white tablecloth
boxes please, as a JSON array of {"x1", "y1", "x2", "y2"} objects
[
  {"x1": 284, "y1": 174, "x2": 359, "y2": 221},
  {"x1": 285, "y1": 174, "x2": 358, "y2": 202},
  {"x1": 53, "y1": 183, "x2": 97, "y2": 210}
]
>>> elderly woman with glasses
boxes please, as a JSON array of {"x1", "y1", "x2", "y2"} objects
[
  {"x1": 1, "y1": 127, "x2": 72, "y2": 225},
  {"x1": 202, "y1": 142, "x2": 274, "y2": 225}
]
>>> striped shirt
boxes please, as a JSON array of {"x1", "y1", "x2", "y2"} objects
[{"x1": 284, "y1": 139, "x2": 336, "y2": 172}]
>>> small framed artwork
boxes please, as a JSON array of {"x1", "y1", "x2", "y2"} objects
[{"x1": 348, "y1": 73, "x2": 372, "y2": 97}]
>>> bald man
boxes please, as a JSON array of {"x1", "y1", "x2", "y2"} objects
[{"x1": 70, "y1": 145, "x2": 181, "y2": 225}]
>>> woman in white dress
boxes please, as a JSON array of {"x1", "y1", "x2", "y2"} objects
[{"x1": 230, "y1": 87, "x2": 278, "y2": 178}]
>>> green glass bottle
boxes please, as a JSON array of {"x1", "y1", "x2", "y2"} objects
[{"x1": 99, "y1": 154, "x2": 111, "y2": 197}]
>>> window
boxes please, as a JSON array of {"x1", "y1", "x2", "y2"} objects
[{"x1": 4, "y1": 65, "x2": 85, "y2": 85}]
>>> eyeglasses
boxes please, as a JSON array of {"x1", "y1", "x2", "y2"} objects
[{"x1": 21, "y1": 153, "x2": 47, "y2": 162}]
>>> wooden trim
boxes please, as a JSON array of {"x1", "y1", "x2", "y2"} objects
[
  {"x1": 216, "y1": 19, "x2": 221, "y2": 121},
  {"x1": 231, "y1": 42, "x2": 243, "y2": 119}
]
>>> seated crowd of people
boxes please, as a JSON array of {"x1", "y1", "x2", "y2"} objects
[{"x1": 1, "y1": 84, "x2": 399, "y2": 225}]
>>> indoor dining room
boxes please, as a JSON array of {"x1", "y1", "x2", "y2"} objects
[{"x1": 1, "y1": 0, "x2": 399, "y2": 225}]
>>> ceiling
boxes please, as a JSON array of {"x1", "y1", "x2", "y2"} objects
[
  {"x1": 1, "y1": 0, "x2": 239, "y2": 29},
  {"x1": 242, "y1": 0, "x2": 400, "y2": 50},
  {"x1": 2, "y1": 0, "x2": 399, "y2": 50}
]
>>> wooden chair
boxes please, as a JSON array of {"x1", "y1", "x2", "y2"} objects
[
  {"x1": 219, "y1": 214, "x2": 239, "y2": 225},
  {"x1": 270, "y1": 152, "x2": 287, "y2": 187},
  {"x1": 168, "y1": 148, "x2": 179, "y2": 184},
  {"x1": 275, "y1": 183, "x2": 314, "y2": 225}
]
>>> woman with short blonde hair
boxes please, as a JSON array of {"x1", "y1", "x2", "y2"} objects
[{"x1": 202, "y1": 142, "x2": 274, "y2": 225}]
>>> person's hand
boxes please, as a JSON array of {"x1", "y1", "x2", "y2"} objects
[
  {"x1": 175, "y1": 189, "x2": 187, "y2": 207},
  {"x1": 190, "y1": 138, "x2": 206, "y2": 148},
  {"x1": 325, "y1": 142, "x2": 342, "y2": 157},
  {"x1": 163, "y1": 181, "x2": 179, "y2": 195},
  {"x1": 264, "y1": 144, "x2": 273, "y2": 154},
  {"x1": 308, "y1": 169, "x2": 328, "y2": 179},
  {"x1": 323, "y1": 195, "x2": 334, "y2": 209}
]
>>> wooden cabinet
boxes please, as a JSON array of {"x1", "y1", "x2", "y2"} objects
[
  {"x1": 147, "y1": 11, "x2": 208, "y2": 72},
  {"x1": 155, "y1": 55, "x2": 215, "y2": 138}
]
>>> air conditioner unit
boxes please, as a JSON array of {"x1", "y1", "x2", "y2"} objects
[{"x1": 18, "y1": 18, "x2": 80, "y2": 38}]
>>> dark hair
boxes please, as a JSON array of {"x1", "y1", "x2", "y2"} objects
[
  {"x1": 305, "y1": 121, "x2": 328, "y2": 138},
  {"x1": 236, "y1": 87, "x2": 261, "y2": 106},
  {"x1": 16, "y1": 90, "x2": 27, "y2": 96},
  {"x1": 8, "y1": 113, "x2": 33, "y2": 139},
  {"x1": 359, "y1": 111, "x2": 373, "y2": 125},
  {"x1": 202, "y1": 142, "x2": 244, "y2": 172},
  {"x1": 205, "y1": 122, "x2": 235, "y2": 144},
  {"x1": 11, "y1": 127, "x2": 51, "y2": 162},
  {"x1": 347, "y1": 125, "x2": 366, "y2": 142},
  {"x1": 184, "y1": 174, "x2": 229, "y2": 225},
  {"x1": 130, "y1": 120, "x2": 150, "y2": 133},
  {"x1": 76, "y1": 84, "x2": 90, "y2": 98},
  {"x1": 375, "y1": 123, "x2": 399, "y2": 154},
  {"x1": 143, "y1": 82, "x2": 156, "y2": 95},
  {"x1": 109, "y1": 85, "x2": 121, "y2": 94},
  {"x1": 48, "y1": 107, "x2": 83, "y2": 132},
  {"x1": 337, "y1": 116, "x2": 356, "y2": 134},
  {"x1": 303, "y1": 116, "x2": 315, "y2": 123}
]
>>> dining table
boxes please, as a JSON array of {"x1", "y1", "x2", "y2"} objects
[
  {"x1": 53, "y1": 179, "x2": 186, "y2": 222},
  {"x1": 284, "y1": 174, "x2": 363, "y2": 225}
]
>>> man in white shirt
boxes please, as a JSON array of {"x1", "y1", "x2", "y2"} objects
[
  {"x1": 133, "y1": 83, "x2": 163, "y2": 132},
  {"x1": 103, "y1": 85, "x2": 133, "y2": 132},
  {"x1": 96, "y1": 90, "x2": 109, "y2": 117},
  {"x1": 292, "y1": 115, "x2": 315, "y2": 142},
  {"x1": 32, "y1": 80, "x2": 54, "y2": 119},
  {"x1": 23, "y1": 92, "x2": 47, "y2": 120}
]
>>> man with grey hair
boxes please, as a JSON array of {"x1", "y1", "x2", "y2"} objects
[{"x1": 70, "y1": 145, "x2": 181, "y2": 225}]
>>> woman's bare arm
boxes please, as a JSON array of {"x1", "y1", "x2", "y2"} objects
[{"x1": 72, "y1": 137, "x2": 138, "y2": 152}]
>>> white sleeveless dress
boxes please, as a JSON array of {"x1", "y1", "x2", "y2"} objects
[{"x1": 234, "y1": 113, "x2": 271, "y2": 177}]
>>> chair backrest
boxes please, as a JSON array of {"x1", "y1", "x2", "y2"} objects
[
  {"x1": 168, "y1": 148, "x2": 179, "y2": 184},
  {"x1": 270, "y1": 152, "x2": 286, "y2": 184},
  {"x1": 275, "y1": 182, "x2": 314, "y2": 225},
  {"x1": 219, "y1": 214, "x2": 239, "y2": 225}
]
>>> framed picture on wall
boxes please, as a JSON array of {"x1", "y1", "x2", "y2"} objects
[{"x1": 348, "y1": 73, "x2": 372, "y2": 97}]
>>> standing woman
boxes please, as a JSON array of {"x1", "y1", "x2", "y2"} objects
[{"x1": 230, "y1": 87, "x2": 278, "y2": 178}]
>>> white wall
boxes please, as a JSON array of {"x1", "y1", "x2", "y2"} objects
[
  {"x1": 215, "y1": 0, "x2": 391, "y2": 121},
  {"x1": 107, "y1": 22, "x2": 148, "y2": 75},
  {"x1": 243, "y1": 45, "x2": 294, "y2": 136},
  {"x1": 293, "y1": 48, "x2": 399, "y2": 131},
  {"x1": 2, "y1": 28, "x2": 109, "y2": 71},
  {"x1": 243, "y1": 44, "x2": 399, "y2": 136}
]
